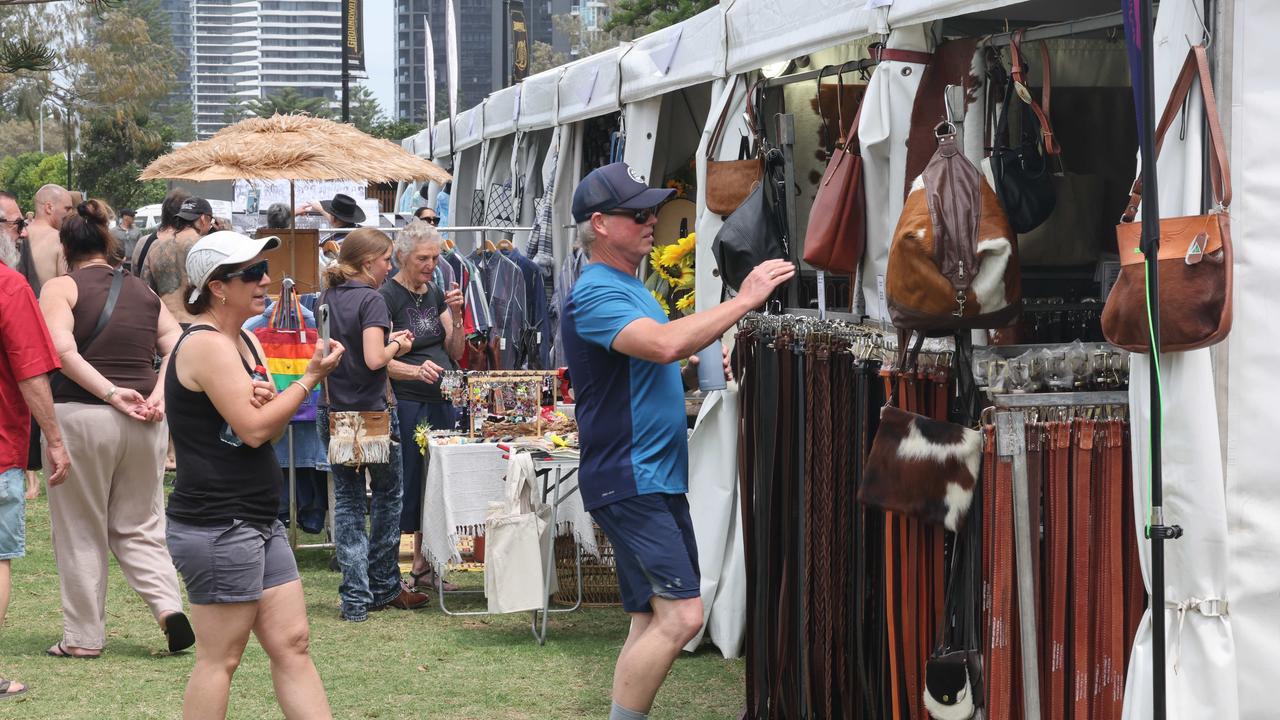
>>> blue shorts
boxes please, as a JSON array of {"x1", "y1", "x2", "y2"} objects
[
  {"x1": 0, "y1": 468, "x2": 24, "y2": 560},
  {"x1": 591, "y1": 493, "x2": 700, "y2": 614}
]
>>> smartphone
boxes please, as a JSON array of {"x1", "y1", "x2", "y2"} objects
[{"x1": 318, "y1": 304, "x2": 330, "y2": 354}]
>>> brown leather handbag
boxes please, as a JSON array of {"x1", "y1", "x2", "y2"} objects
[
  {"x1": 1101, "y1": 45, "x2": 1232, "y2": 353},
  {"x1": 803, "y1": 66, "x2": 867, "y2": 274},
  {"x1": 886, "y1": 122, "x2": 1022, "y2": 331},
  {"x1": 706, "y1": 76, "x2": 763, "y2": 217}
]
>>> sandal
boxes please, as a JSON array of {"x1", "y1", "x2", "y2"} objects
[
  {"x1": 163, "y1": 612, "x2": 195, "y2": 653},
  {"x1": 0, "y1": 678, "x2": 27, "y2": 700},
  {"x1": 409, "y1": 568, "x2": 458, "y2": 593},
  {"x1": 45, "y1": 641, "x2": 99, "y2": 660}
]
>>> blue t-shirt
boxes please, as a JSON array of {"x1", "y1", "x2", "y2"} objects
[{"x1": 561, "y1": 263, "x2": 688, "y2": 511}]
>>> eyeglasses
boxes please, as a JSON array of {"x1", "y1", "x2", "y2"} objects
[
  {"x1": 601, "y1": 207, "x2": 657, "y2": 224},
  {"x1": 0, "y1": 218, "x2": 27, "y2": 232},
  {"x1": 220, "y1": 260, "x2": 269, "y2": 283},
  {"x1": 416, "y1": 214, "x2": 441, "y2": 226}
]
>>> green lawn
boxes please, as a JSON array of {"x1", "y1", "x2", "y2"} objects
[{"x1": 0, "y1": 492, "x2": 744, "y2": 719}]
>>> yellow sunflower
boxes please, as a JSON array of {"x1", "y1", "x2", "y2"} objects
[
  {"x1": 648, "y1": 246, "x2": 677, "y2": 284},
  {"x1": 675, "y1": 265, "x2": 696, "y2": 290},
  {"x1": 650, "y1": 290, "x2": 670, "y2": 317},
  {"x1": 675, "y1": 292, "x2": 696, "y2": 312}
]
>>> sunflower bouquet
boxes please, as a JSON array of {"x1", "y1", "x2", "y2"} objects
[{"x1": 645, "y1": 231, "x2": 696, "y2": 318}]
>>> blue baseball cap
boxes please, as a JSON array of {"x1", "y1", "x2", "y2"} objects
[{"x1": 571, "y1": 162, "x2": 675, "y2": 223}]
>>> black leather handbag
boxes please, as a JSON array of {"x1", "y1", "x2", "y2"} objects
[{"x1": 990, "y1": 32, "x2": 1058, "y2": 235}]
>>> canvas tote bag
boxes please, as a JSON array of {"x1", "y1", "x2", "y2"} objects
[{"x1": 484, "y1": 453, "x2": 556, "y2": 613}]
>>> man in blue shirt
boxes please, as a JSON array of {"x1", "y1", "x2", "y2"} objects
[{"x1": 561, "y1": 162, "x2": 794, "y2": 720}]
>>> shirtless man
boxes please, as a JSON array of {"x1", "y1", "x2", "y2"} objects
[
  {"x1": 26, "y1": 184, "x2": 74, "y2": 289},
  {"x1": 142, "y1": 196, "x2": 212, "y2": 325}
]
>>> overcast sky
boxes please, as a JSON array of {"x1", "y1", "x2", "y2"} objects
[{"x1": 364, "y1": 2, "x2": 396, "y2": 118}]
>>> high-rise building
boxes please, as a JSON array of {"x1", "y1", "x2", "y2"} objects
[
  {"x1": 395, "y1": 0, "x2": 565, "y2": 123},
  {"x1": 259, "y1": 1, "x2": 345, "y2": 110},
  {"x1": 190, "y1": 0, "x2": 261, "y2": 139},
  {"x1": 166, "y1": 0, "x2": 364, "y2": 138}
]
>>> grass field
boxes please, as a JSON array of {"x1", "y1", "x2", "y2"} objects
[{"x1": 0, "y1": 491, "x2": 744, "y2": 719}]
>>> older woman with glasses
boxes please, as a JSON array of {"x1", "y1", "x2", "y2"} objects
[{"x1": 380, "y1": 219, "x2": 464, "y2": 591}]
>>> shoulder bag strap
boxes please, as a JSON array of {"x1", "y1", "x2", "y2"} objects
[
  {"x1": 52, "y1": 267, "x2": 125, "y2": 394},
  {"x1": 84, "y1": 267, "x2": 126, "y2": 353},
  {"x1": 1123, "y1": 45, "x2": 1231, "y2": 221},
  {"x1": 707, "y1": 74, "x2": 743, "y2": 158},
  {"x1": 134, "y1": 232, "x2": 159, "y2": 276},
  {"x1": 1009, "y1": 29, "x2": 1060, "y2": 156}
]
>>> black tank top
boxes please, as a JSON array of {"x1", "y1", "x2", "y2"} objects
[{"x1": 165, "y1": 325, "x2": 281, "y2": 525}]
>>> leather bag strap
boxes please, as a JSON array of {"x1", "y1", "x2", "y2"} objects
[
  {"x1": 1009, "y1": 29, "x2": 1060, "y2": 156},
  {"x1": 1123, "y1": 45, "x2": 1231, "y2": 221},
  {"x1": 85, "y1": 267, "x2": 125, "y2": 353},
  {"x1": 707, "y1": 74, "x2": 743, "y2": 157}
]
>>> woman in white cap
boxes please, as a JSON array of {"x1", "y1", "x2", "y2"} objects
[{"x1": 164, "y1": 230, "x2": 345, "y2": 719}]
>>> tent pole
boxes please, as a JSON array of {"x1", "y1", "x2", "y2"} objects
[{"x1": 1133, "y1": 1, "x2": 1181, "y2": 718}]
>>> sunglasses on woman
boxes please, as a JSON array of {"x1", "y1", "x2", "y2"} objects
[
  {"x1": 416, "y1": 214, "x2": 441, "y2": 226},
  {"x1": 220, "y1": 260, "x2": 269, "y2": 283},
  {"x1": 601, "y1": 207, "x2": 657, "y2": 224}
]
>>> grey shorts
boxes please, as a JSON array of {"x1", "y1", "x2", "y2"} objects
[{"x1": 166, "y1": 518, "x2": 299, "y2": 604}]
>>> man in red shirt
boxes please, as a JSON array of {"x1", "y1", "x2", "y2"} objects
[{"x1": 0, "y1": 189, "x2": 69, "y2": 700}]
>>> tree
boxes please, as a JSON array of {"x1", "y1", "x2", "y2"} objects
[
  {"x1": 529, "y1": 41, "x2": 566, "y2": 75},
  {"x1": 223, "y1": 94, "x2": 247, "y2": 126},
  {"x1": 244, "y1": 88, "x2": 334, "y2": 119},
  {"x1": 349, "y1": 85, "x2": 386, "y2": 133},
  {"x1": 553, "y1": 8, "x2": 632, "y2": 61},
  {"x1": 75, "y1": 111, "x2": 174, "y2": 210},
  {"x1": 369, "y1": 119, "x2": 422, "y2": 144},
  {"x1": 605, "y1": 0, "x2": 714, "y2": 33},
  {"x1": 0, "y1": 151, "x2": 68, "y2": 211}
]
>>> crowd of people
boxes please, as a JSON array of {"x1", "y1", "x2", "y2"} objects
[
  {"x1": 0, "y1": 167, "x2": 791, "y2": 720},
  {"x1": 0, "y1": 183, "x2": 464, "y2": 717}
]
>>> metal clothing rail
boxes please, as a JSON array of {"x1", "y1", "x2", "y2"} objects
[{"x1": 986, "y1": 11, "x2": 1125, "y2": 47}]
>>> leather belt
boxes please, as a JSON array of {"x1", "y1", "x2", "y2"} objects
[
  {"x1": 875, "y1": 46, "x2": 935, "y2": 66},
  {"x1": 1045, "y1": 421, "x2": 1071, "y2": 719},
  {"x1": 1070, "y1": 419, "x2": 1095, "y2": 720}
]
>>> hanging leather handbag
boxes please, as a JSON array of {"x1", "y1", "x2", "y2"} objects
[
  {"x1": 990, "y1": 30, "x2": 1059, "y2": 235},
  {"x1": 712, "y1": 181, "x2": 787, "y2": 292},
  {"x1": 1101, "y1": 44, "x2": 1232, "y2": 353},
  {"x1": 803, "y1": 67, "x2": 867, "y2": 274},
  {"x1": 706, "y1": 76, "x2": 763, "y2": 217},
  {"x1": 886, "y1": 123, "x2": 1022, "y2": 332}
]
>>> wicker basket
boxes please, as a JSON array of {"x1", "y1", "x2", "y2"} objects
[{"x1": 552, "y1": 524, "x2": 621, "y2": 607}]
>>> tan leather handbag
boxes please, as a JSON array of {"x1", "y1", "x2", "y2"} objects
[
  {"x1": 1101, "y1": 45, "x2": 1232, "y2": 353},
  {"x1": 706, "y1": 76, "x2": 763, "y2": 217},
  {"x1": 803, "y1": 66, "x2": 867, "y2": 275}
]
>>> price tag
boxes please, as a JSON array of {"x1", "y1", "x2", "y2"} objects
[
  {"x1": 536, "y1": 332, "x2": 542, "y2": 344},
  {"x1": 876, "y1": 274, "x2": 889, "y2": 328},
  {"x1": 500, "y1": 337, "x2": 507, "y2": 351},
  {"x1": 816, "y1": 270, "x2": 827, "y2": 319}
]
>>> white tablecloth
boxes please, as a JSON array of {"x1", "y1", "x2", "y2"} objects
[{"x1": 421, "y1": 443, "x2": 596, "y2": 572}]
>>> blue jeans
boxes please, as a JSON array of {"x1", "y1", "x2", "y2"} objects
[
  {"x1": 0, "y1": 468, "x2": 25, "y2": 560},
  {"x1": 395, "y1": 399, "x2": 459, "y2": 534},
  {"x1": 317, "y1": 406, "x2": 404, "y2": 621}
]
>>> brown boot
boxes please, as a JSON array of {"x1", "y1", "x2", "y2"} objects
[{"x1": 372, "y1": 584, "x2": 431, "y2": 611}]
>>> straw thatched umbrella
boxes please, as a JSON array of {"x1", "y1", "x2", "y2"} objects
[{"x1": 139, "y1": 113, "x2": 450, "y2": 185}]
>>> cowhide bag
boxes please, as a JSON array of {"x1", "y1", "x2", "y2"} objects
[
  {"x1": 1101, "y1": 45, "x2": 1232, "y2": 353},
  {"x1": 886, "y1": 122, "x2": 1022, "y2": 332},
  {"x1": 860, "y1": 403, "x2": 982, "y2": 532}
]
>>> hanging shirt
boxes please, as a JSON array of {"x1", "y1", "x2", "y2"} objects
[
  {"x1": 434, "y1": 191, "x2": 451, "y2": 226},
  {"x1": 501, "y1": 247, "x2": 552, "y2": 369},
  {"x1": 467, "y1": 248, "x2": 527, "y2": 370},
  {"x1": 550, "y1": 247, "x2": 589, "y2": 369},
  {"x1": 444, "y1": 249, "x2": 492, "y2": 338},
  {"x1": 561, "y1": 263, "x2": 687, "y2": 511}
]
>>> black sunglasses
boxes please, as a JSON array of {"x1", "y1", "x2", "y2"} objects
[
  {"x1": 601, "y1": 207, "x2": 657, "y2": 224},
  {"x1": 416, "y1": 214, "x2": 441, "y2": 226},
  {"x1": 220, "y1": 260, "x2": 269, "y2": 283},
  {"x1": 0, "y1": 218, "x2": 27, "y2": 232}
]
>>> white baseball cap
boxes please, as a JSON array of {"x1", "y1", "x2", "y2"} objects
[{"x1": 186, "y1": 230, "x2": 280, "y2": 303}]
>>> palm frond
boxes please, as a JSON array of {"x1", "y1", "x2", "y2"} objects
[{"x1": 0, "y1": 37, "x2": 58, "y2": 74}]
